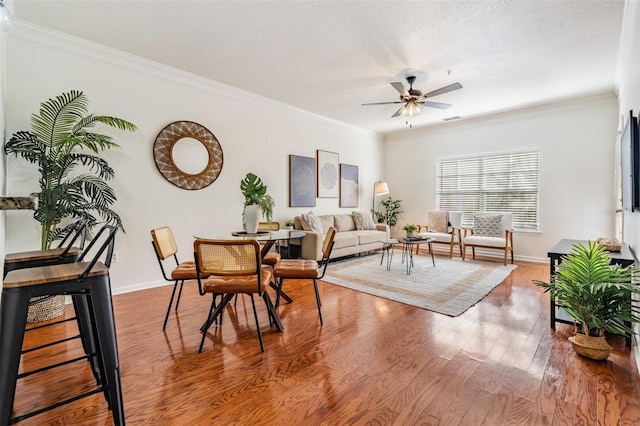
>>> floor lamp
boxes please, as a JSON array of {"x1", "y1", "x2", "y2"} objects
[{"x1": 372, "y1": 181, "x2": 389, "y2": 218}]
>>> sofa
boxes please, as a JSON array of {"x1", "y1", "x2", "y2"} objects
[{"x1": 293, "y1": 212, "x2": 390, "y2": 261}]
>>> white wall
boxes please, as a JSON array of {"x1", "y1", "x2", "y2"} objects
[
  {"x1": 3, "y1": 23, "x2": 383, "y2": 294},
  {"x1": 615, "y1": 0, "x2": 640, "y2": 371},
  {"x1": 384, "y1": 93, "x2": 619, "y2": 262}
]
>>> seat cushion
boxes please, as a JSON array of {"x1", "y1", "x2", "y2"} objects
[
  {"x1": 464, "y1": 235, "x2": 506, "y2": 248},
  {"x1": 263, "y1": 252, "x2": 281, "y2": 266},
  {"x1": 274, "y1": 259, "x2": 319, "y2": 279},
  {"x1": 332, "y1": 232, "x2": 359, "y2": 249},
  {"x1": 354, "y1": 230, "x2": 384, "y2": 245},
  {"x1": 418, "y1": 231, "x2": 453, "y2": 244},
  {"x1": 202, "y1": 268, "x2": 271, "y2": 293},
  {"x1": 171, "y1": 262, "x2": 198, "y2": 280}
]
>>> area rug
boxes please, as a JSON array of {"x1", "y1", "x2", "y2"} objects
[{"x1": 322, "y1": 253, "x2": 517, "y2": 316}]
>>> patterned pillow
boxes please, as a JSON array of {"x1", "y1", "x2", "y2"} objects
[
  {"x1": 473, "y1": 215, "x2": 503, "y2": 237},
  {"x1": 301, "y1": 211, "x2": 323, "y2": 232},
  {"x1": 427, "y1": 211, "x2": 448, "y2": 233},
  {"x1": 352, "y1": 211, "x2": 376, "y2": 230}
]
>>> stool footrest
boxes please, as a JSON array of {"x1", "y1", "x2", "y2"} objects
[
  {"x1": 18, "y1": 353, "x2": 95, "y2": 379},
  {"x1": 26, "y1": 316, "x2": 76, "y2": 332},
  {"x1": 10, "y1": 387, "x2": 104, "y2": 424},
  {"x1": 21, "y1": 334, "x2": 81, "y2": 354}
]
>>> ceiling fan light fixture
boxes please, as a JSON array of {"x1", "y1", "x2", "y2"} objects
[
  {"x1": 401, "y1": 101, "x2": 422, "y2": 117},
  {"x1": 0, "y1": 1, "x2": 14, "y2": 32}
]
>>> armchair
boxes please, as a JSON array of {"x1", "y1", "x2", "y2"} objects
[
  {"x1": 462, "y1": 212, "x2": 514, "y2": 265},
  {"x1": 416, "y1": 211, "x2": 463, "y2": 258}
]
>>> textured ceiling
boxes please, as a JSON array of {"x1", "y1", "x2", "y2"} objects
[{"x1": 11, "y1": 0, "x2": 625, "y2": 134}]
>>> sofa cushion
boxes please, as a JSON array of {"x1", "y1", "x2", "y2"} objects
[
  {"x1": 293, "y1": 216, "x2": 303, "y2": 230},
  {"x1": 473, "y1": 214, "x2": 502, "y2": 237},
  {"x1": 334, "y1": 214, "x2": 356, "y2": 232},
  {"x1": 354, "y1": 230, "x2": 384, "y2": 245},
  {"x1": 332, "y1": 232, "x2": 359, "y2": 249},
  {"x1": 318, "y1": 215, "x2": 335, "y2": 232},
  {"x1": 428, "y1": 211, "x2": 449, "y2": 233},
  {"x1": 352, "y1": 211, "x2": 376, "y2": 230},
  {"x1": 464, "y1": 235, "x2": 506, "y2": 247},
  {"x1": 418, "y1": 232, "x2": 453, "y2": 243},
  {"x1": 301, "y1": 211, "x2": 323, "y2": 232}
]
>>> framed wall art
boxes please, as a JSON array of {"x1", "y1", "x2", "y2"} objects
[
  {"x1": 289, "y1": 155, "x2": 316, "y2": 207},
  {"x1": 316, "y1": 150, "x2": 339, "y2": 198},
  {"x1": 340, "y1": 163, "x2": 359, "y2": 208}
]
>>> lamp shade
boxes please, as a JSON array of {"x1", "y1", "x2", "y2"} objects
[{"x1": 374, "y1": 181, "x2": 389, "y2": 196}]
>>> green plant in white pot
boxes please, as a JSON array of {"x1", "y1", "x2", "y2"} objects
[
  {"x1": 4, "y1": 90, "x2": 137, "y2": 249},
  {"x1": 535, "y1": 241, "x2": 640, "y2": 360},
  {"x1": 240, "y1": 172, "x2": 274, "y2": 234},
  {"x1": 402, "y1": 224, "x2": 418, "y2": 238}
]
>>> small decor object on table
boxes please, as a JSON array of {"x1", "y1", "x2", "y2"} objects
[
  {"x1": 402, "y1": 224, "x2": 419, "y2": 239},
  {"x1": 283, "y1": 219, "x2": 294, "y2": 229},
  {"x1": 240, "y1": 172, "x2": 274, "y2": 234},
  {"x1": 535, "y1": 240, "x2": 640, "y2": 360},
  {"x1": 596, "y1": 237, "x2": 622, "y2": 252}
]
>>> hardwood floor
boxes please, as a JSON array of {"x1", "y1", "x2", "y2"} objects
[{"x1": 11, "y1": 255, "x2": 640, "y2": 425}]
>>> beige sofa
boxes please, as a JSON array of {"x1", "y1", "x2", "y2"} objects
[{"x1": 293, "y1": 213, "x2": 390, "y2": 261}]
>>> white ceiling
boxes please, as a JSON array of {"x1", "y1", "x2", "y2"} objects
[{"x1": 11, "y1": 0, "x2": 625, "y2": 135}]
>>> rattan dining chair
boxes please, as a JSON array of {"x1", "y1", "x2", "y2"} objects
[
  {"x1": 258, "y1": 221, "x2": 281, "y2": 266},
  {"x1": 194, "y1": 239, "x2": 280, "y2": 353},
  {"x1": 151, "y1": 226, "x2": 205, "y2": 330},
  {"x1": 273, "y1": 227, "x2": 336, "y2": 325}
]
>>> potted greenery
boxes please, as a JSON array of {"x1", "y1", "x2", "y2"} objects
[
  {"x1": 4, "y1": 90, "x2": 137, "y2": 249},
  {"x1": 535, "y1": 241, "x2": 640, "y2": 360},
  {"x1": 283, "y1": 219, "x2": 294, "y2": 229},
  {"x1": 372, "y1": 196, "x2": 403, "y2": 227},
  {"x1": 240, "y1": 172, "x2": 274, "y2": 233},
  {"x1": 402, "y1": 224, "x2": 418, "y2": 238}
]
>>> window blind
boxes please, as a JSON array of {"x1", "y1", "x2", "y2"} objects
[{"x1": 436, "y1": 151, "x2": 539, "y2": 230}]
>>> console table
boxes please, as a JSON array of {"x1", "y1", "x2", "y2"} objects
[{"x1": 547, "y1": 239, "x2": 636, "y2": 343}]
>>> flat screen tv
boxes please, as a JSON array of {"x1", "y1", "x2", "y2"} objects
[{"x1": 621, "y1": 110, "x2": 639, "y2": 211}]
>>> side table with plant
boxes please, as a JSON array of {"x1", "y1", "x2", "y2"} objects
[
  {"x1": 535, "y1": 240, "x2": 640, "y2": 360},
  {"x1": 402, "y1": 224, "x2": 418, "y2": 238}
]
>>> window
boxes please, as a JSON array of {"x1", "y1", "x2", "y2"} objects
[{"x1": 436, "y1": 151, "x2": 539, "y2": 231}]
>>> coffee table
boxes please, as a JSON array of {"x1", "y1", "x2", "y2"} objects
[{"x1": 398, "y1": 237, "x2": 435, "y2": 275}]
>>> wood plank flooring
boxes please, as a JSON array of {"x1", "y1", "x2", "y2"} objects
[{"x1": 10, "y1": 254, "x2": 640, "y2": 425}]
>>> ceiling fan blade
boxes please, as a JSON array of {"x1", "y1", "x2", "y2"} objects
[
  {"x1": 418, "y1": 101, "x2": 452, "y2": 110},
  {"x1": 424, "y1": 82, "x2": 463, "y2": 98},
  {"x1": 391, "y1": 106, "x2": 405, "y2": 117},
  {"x1": 361, "y1": 101, "x2": 404, "y2": 106},
  {"x1": 391, "y1": 81, "x2": 409, "y2": 97}
]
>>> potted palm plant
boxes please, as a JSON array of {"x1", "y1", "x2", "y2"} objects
[
  {"x1": 240, "y1": 172, "x2": 274, "y2": 234},
  {"x1": 4, "y1": 90, "x2": 137, "y2": 249},
  {"x1": 535, "y1": 241, "x2": 640, "y2": 360},
  {"x1": 4, "y1": 90, "x2": 136, "y2": 323}
]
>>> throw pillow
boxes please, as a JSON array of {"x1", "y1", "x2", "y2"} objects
[
  {"x1": 334, "y1": 214, "x2": 356, "y2": 232},
  {"x1": 473, "y1": 214, "x2": 503, "y2": 237},
  {"x1": 352, "y1": 211, "x2": 376, "y2": 230},
  {"x1": 427, "y1": 210, "x2": 448, "y2": 233},
  {"x1": 301, "y1": 211, "x2": 323, "y2": 232}
]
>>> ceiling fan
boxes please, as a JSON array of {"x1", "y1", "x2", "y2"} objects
[{"x1": 362, "y1": 75, "x2": 463, "y2": 118}]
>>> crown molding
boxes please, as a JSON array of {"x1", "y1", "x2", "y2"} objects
[{"x1": 10, "y1": 20, "x2": 380, "y2": 140}]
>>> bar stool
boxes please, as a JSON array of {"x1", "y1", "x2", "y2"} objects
[
  {"x1": 3, "y1": 219, "x2": 87, "y2": 278},
  {"x1": 0, "y1": 225, "x2": 124, "y2": 425}
]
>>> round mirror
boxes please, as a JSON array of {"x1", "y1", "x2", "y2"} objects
[
  {"x1": 153, "y1": 121, "x2": 224, "y2": 190},
  {"x1": 171, "y1": 137, "x2": 209, "y2": 175}
]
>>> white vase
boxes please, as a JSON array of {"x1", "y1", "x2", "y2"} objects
[{"x1": 244, "y1": 204, "x2": 261, "y2": 234}]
